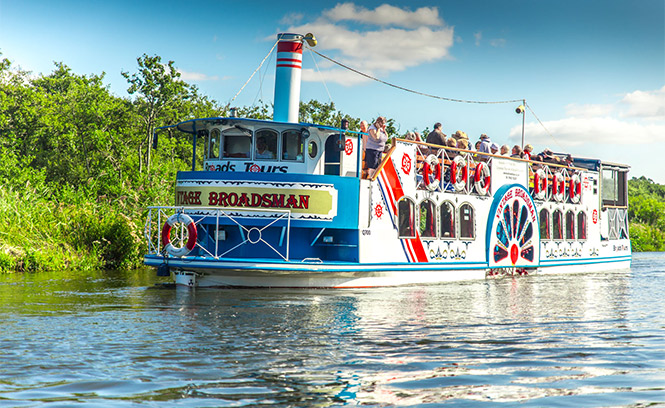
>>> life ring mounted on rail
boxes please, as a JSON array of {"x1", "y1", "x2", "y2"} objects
[
  {"x1": 533, "y1": 168, "x2": 548, "y2": 200},
  {"x1": 474, "y1": 162, "x2": 491, "y2": 195},
  {"x1": 551, "y1": 171, "x2": 565, "y2": 202},
  {"x1": 451, "y1": 155, "x2": 468, "y2": 192},
  {"x1": 422, "y1": 154, "x2": 442, "y2": 191},
  {"x1": 161, "y1": 213, "x2": 198, "y2": 257},
  {"x1": 569, "y1": 173, "x2": 582, "y2": 203}
]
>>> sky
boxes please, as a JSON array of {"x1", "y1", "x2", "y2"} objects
[{"x1": 1, "y1": 0, "x2": 664, "y2": 183}]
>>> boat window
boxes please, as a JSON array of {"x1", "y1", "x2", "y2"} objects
[
  {"x1": 397, "y1": 198, "x2": 416, "y2": 238},
  {"x1": 282, "y1": 129, "x2": 305, "y2": 162},
  {"x1": 419, "y1": 200, "x2": 437, "y2": 239},
  {"x1": 308, "y1": 140, "x2": 318, "y2": 159},
  {"x1": 601, "y1": 167, "x2": 628, "y2": 207},
  {"x1": 459, "y1": 203, "x2": 475, "y2": 239},
  {"x1": 208, "y1": 128, "x2": 220, "y2": 159},
  {"x1": 440, "y1": 201, "x2": 456, "y2": 239},
  {"x1": 565, "y1": 210, "x2": 575, "y2": 240},
  {"x1": 577, "y1": 211, "x2": 587, "y2": 240},
  {"x1": 222, "y1": 128, "x2": 252, "y2": 159},
  {"x1": 539, "y1": 209, "x2": 550, "y2": 240},
  {"x1": 553, "y1": 209, "x2": 563, "y2": 240},
  {"x1": 255, "y1": 129, "x2": 278, "y2": 160}
]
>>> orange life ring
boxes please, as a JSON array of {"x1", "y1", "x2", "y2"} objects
[
  {"x1": 451, "y1": 156, "x2": 468, "y2": 191},
  {"x1": 423, "y1": 154, "x2": 441, "y2": 191},
  {"x1": 161, "y1": 213, "x2": 198, "y2": 257},
  {"x1": 533, "y1": 168, "x2": 548, "y2": 200},
  {"x1": 474, "y1": 162, "x2": 491, "y2": 195},
  {"x1": 569, "y1": 174, "x2": 582, "y2": 203}
]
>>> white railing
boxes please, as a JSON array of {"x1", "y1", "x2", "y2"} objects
[{"x1": 144, "y1": 206, "x2": 293, "y2": 260}]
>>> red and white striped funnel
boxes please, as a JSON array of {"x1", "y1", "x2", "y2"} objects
[{"x1": 273, "y1": 33, "x2": 315, "y2": 123}]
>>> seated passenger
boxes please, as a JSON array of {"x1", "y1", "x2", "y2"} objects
[
  {"x1": 511, "y1": 145, "x2": 523, "y2": 158},
  {"x1": 255, "y1": 137, "x2": 275, "y2": 159}
]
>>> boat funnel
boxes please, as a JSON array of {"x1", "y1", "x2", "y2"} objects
[{"x1": 273, "y1": 33, "x2": 315, "y2": 123}]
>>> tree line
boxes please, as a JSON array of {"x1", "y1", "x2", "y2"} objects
[{"x1": 0, "y1": 54, "x2": 662, "y2": 272}]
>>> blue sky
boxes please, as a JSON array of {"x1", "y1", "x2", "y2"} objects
[{"x1": 1, "y1": 0, "x2": 664, "y2": 182}]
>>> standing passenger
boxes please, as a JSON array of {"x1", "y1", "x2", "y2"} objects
[
  {"x1": 426, "y1": 122, "x2": 446, "y2": 147},
  {"x1": 366, "y1": 117, "x2": 388, "y2": 178}
]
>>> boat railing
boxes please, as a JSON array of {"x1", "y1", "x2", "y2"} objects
[{"x1": 144, "y1": 205, "x2": 292, "y2": 261}]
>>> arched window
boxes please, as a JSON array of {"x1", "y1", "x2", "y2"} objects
[
  {"x1": 459, "y1": 203, "x2": 475, "y2": 239},
  {"x1": 440, "y1": 201, "x2": 456, "y2": 239},
  {"x1": 398, "y1": 198, "x2": 416, "y2": 238},
  {"x1": 553, "y1": 209, "x2": 563, "y2": 240},
  {"x1": 282, "y1": 129, "x2": 305, "y2": 162},
  {"x1": 223, "y1": 128, "x2": 252, "y2": 159},
  {"x1": 419, "y1": 200, "x2": 437, "y2": 239},
  {"x1": 255, "y1": 128, "x2": 278, "y2": 160},
  {"x1": 577, "y1": 211, "x2": 587, "y2": 240},
  {"x1": 565, "y1": 210, "x2": 576, "y2": 240},
  {"x1": 539, "y1": 208, "x2": 550, "y2": 240}
]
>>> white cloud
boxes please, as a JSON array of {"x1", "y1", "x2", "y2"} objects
[
  {"x1": 177, "y1": 69, "x2": 222, "y2": 81},
  {"x1": 286, "y1": 3, "x2": 454, "y2": 85},
  {"x1": 323, "y1": 3, "x2": 444, "y2": 28},
  {"x1": 620, "y1": 85, "x2": 665, "y2": 120},
  {"x1": 474, "y1": 31, "x2": 482, "y2": 46},
  {"x1": 489, "y1": 38, "x2": 506, "y2": 47},
  {"x1": 510, "y1": 87, "x2": 665, "y2": 149}
]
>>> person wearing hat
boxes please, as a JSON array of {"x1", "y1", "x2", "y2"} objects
[
  {"x1": 478, "y1": 134, "x2": 492, "y2": 154},
  {"x1": 490, "y1": 142, "x2": 500, "y2": 155}
]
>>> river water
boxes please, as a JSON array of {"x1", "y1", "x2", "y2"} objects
[{"x1": 0, "y1": 253, "x2": 663, "y2": 407}]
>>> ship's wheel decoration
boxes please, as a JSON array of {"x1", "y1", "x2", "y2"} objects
[
  {"x1": 401, "y1": 153, "x2": 411, "y2": 175},
  {"x1": 344, "y1": 139, "x2": 353, "y2": 155},
  {"x1": 374, "y1": 204, "x2": 384, "y2": 218},
  {"x1": 488, "y1": 185, "x2": 539, "y2": 268},
  {"x1": 494, "y1": 199, "x2": 535, "y2": 264},
  {"x1": 249, "y1": 164, "x2": 261, "y2": 172}
]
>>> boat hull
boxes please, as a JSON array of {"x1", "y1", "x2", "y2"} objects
[{"x1": 144, "y1": 254, "x2": 631, "y2": 288}]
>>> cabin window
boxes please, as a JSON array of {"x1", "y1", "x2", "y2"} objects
[
  {"x1": 577, "y1": 211, "x2": 587, "y2": 240},
  {"x1": 459, "y1": 203, "x2": 475, "y2": 239},
  {"x1": 553, "y1": 209, "x2": 563, "y2": 240},
  {"x1": 539, "y1": 209, "x2": 550, "y2": 240},
  {"x1": 208, "y1": 128, "x2": 221, "y2": 159},
  {"x1": 308, "y1": 140, "x2": 318, "y2": 159},
  {"x1": 397, "y1": 198, "x2": 416, "y2": 238},
  {"x1": 255, "y1": 129, "x2": 278, "y2": 160},
  {"x1": 440, "y1": 201, "x2": 456, "y2": 239},
  {"x1": 419, "y1": 200, "x2": 437, "y2": 239},
  {"x1": 601, "y1": 167, "x2": 628, "y2": 207},
  {"x1": 565, "y1": 210, "x2": 575, "y2": 240},
  {"x1": 282, "y1": 129, "x2": 305, "y2": 162},
  {"x1": 222, "y1": 128, "x2": 252, "y2": 159}
]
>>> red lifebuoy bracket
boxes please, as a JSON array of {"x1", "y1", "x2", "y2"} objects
[
  {"x1": 551, "y1": 172, "x2": 564, "y2": 202},
  {"x1": 533, "y1": 168, "x2": 548, "y2": 200},
  {"x1": 569, "y1": 174, "x2": 582, "y2": 203},
  {"x1": 161, "y1": 213, "x2": 198, "y2": 257}
]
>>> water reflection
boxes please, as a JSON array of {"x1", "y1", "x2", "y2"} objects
[{"x1": 0, "y1": 256, "x2": 663, "y2": 406}]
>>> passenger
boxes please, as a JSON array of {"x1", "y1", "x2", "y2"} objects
[
  {"x1": 474, "y1": 140, "x2": 481, "y2": 151},
  {"x1": 404, "y1": 131, "x2": 416, "y2": 141},
  {"x1": 366, "y1": 116, "x2": 389, "y2": 178},
  {"x1": 451, "y1": 130, "x2": 468, "y2": 143},
  {"x1": 500, "y1": 144, "x2": 510, "y2": 155},
  {"x1": 565, "y1": 154, "x2": 574, "y2": 167},
  {"x1": 511, "y1": 145, "x2": 523, "y2": 158},
  {"x1": 477, "y1": 134, "x2": 492, "y2": 154},
  {"x1": 457, "y1": 139, "x2": 469, "y2": 150},
  {"x1": 523, "y1": 144, "x2": 534, "y2": 160},
  {"x1": 426, "y1": 122, "x2": 446, "y2": 147},
  {"x1": 490, "y1": 142, "x2": 500, "y2": 155},
  {"x1": 534, "y1": 148, "x2": 560, "y2": 164},
  {"x1": 255, "y1": 136, "x2": 275, "y2": 159},
  {"x1": 360, "y1": 120, "x2": 369, "y2": 178}
]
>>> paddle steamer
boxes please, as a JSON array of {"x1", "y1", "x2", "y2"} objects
[{"x1": 143, "y1": 33, "x2": 631, "y2": 287}]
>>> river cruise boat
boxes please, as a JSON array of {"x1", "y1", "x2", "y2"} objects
[{"x1": 143, "y1": 33, "x2": 631, "y2": 288}]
